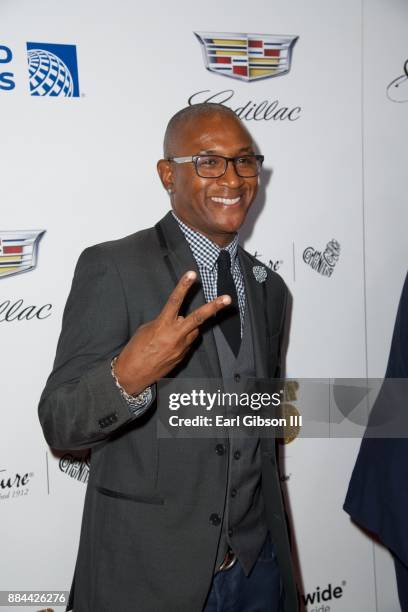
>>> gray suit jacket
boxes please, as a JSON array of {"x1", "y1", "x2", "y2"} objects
[{"x1": 39, "y1": 212, "x2": 298, "y2": 612}]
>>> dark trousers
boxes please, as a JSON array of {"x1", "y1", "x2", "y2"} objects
[
  {"x1": 395, "y1": 555, "x2": 408, "y2": 612},
  {"x1": 203, "y1": 534, "x2": 282, "y2": 612}
]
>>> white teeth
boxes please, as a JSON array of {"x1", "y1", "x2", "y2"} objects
[{"x1": 211, "y1": 196, "x2": 241, "y2": 205}]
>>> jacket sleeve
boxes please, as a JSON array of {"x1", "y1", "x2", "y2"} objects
[
  {"x1": 38, "y1": 245, "x2": 151, "y2": 450},
  {"x1": 385, "y1": 272, "x2": 408, "y2": 378}
]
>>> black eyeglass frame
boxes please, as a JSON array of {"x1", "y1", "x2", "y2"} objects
[{"x1": 167, "y1": 154, "x2": 265, "y2": 178}]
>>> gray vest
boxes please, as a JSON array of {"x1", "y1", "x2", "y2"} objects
[{"x1": 213, "y1": 308, "x2": 268, "y2": 576}]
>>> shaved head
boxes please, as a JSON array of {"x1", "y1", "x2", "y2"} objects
[
  {"x1": 157, "y1": 102, "x2": 258, "y2": 247},
  {"x1": 163, "y1": 103, "x2": 248, "y2": 158}
]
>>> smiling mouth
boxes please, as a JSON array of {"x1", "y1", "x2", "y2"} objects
[{"x1": 210, "y1": 196, "x2": 241, "y2": 206}]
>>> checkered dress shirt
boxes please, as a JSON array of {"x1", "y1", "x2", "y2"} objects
[{"x1": 173, "y1": 213, "x2": 246, "y2": 337}]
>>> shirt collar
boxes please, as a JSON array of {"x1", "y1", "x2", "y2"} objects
[{"x1": 172, "y1": 212, "x2": 239, "y2": 271}]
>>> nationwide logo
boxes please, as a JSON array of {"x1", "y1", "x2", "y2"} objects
[
  {"x1": 26, "y1": 42, "x2": 80, "y2": 97},
  {"x1": 0, "y1": 230, "x2": 44, "y2": 279},
  {"x1": 303, "y1": 240, "x2": 341, "y2": 278},
  {"x1": 195, "y1": 32, "x2": 298, "y2": 82},
  {"x1": 301, "y1": 581, "x2": 346, "y2": 609}
]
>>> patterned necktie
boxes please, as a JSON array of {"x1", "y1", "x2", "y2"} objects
[{"x1": 216, "y1": 250, "x2": 241, "y2": 356}]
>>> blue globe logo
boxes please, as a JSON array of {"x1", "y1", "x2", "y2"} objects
[{"x1": 27, "y1": 49, "x2": 74, "y2": 96}]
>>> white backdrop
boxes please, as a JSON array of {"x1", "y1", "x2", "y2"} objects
[{"x1": 1, "y1": 0, "x2": 407, "y2": 610}]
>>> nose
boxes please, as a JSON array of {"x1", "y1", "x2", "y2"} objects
[{"x1": 217, "y1": 159, "x2": 245, "y2": 188}]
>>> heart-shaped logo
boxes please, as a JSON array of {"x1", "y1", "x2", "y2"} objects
[
  {"x1": 252, "y1": 265, "x2": 267, "y2": 283},
  {"x1": 303, "y1": 239, "x2": 340, "y2": 277}
]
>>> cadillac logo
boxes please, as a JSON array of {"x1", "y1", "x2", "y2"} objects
[
  {"x1": 195, "y1": 31, "x2": 298, "y2": 82},
  {"x1": 0, "y1": 230, "x2": 45, "y2": 279}
]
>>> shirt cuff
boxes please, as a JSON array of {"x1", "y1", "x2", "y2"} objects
[{"x1": 125, "y1": 384, "x2": 156, "y2": 416}]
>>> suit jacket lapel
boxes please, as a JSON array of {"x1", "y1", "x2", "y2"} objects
[
  {"x1": 155, "y1": 214, "x2": 273, "y2": 380},
  {"x1": 239, "y1": 250, "x2": 277, "y2": 455},
  {"x1": 155, "y1": 212, "x2": 222, "y2": 378},
  {"x1": 239, "y1": 248, "x2": 269, "y2": 379}
]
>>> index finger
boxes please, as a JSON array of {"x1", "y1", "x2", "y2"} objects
[
  {"x1": 159, "y1": 271, "x2": 197, "y2": 320},
  {"x1": 182, "y1": 295, "x2": 232, "y2": 334}
]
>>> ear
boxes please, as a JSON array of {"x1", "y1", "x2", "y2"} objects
[{"x1": 157, "y1": 159, "x2": 174, "y2": 193}]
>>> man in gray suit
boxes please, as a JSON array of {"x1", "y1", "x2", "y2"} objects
[{"x1": 39, "y1": 103, "x2": 298, "y2": 611}]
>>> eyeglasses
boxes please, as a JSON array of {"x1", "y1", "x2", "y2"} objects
[{"x1": 167, "y1": 154, "x2": 264, "y2": 178}]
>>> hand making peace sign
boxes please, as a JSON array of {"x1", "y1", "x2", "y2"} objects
[{"x1": 114, "y1": 271, "x2": 231, "y2": 395}]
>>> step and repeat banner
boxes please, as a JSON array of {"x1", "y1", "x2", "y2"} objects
[{"x1": 1, "y1": 0, "x2": 407, "y2": 610}]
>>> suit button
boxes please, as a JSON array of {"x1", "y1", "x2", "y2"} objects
[
  {"x1": 228, "y1": 528, "x2": 233, "y2": 537},
  {"x1": 234, "y1": 373, "x2": 241, "y2": 382},
  {"x1": 215, "y1": 444, "x2": 225, "y2": 455},
  {"x1": 233, "y1": 450, "x2": 241, "y2": 460},
  {"x1": 209, "y1": 513, "x2": 221, "y2": 526},
  {"x1": 231, "y1": 488, "x2": 237, "y2": 498}
]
